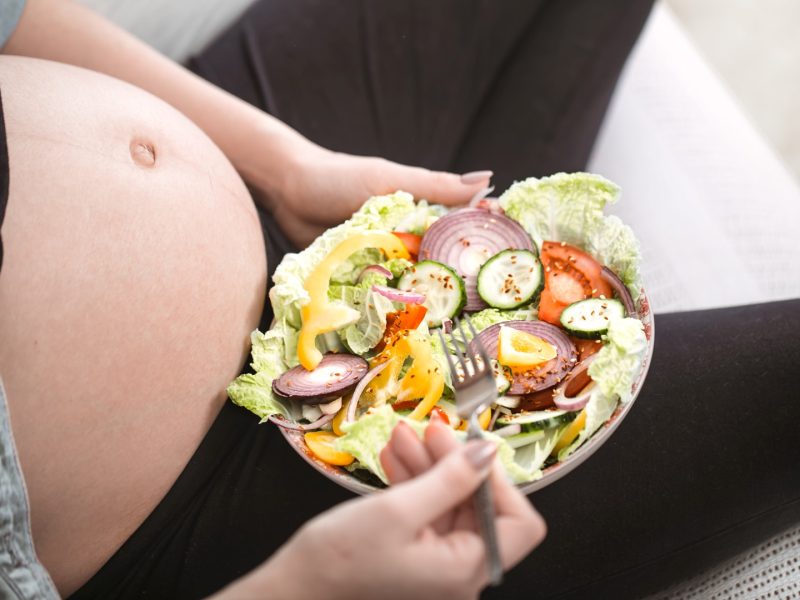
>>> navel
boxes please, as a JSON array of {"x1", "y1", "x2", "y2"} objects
[{"x1": 129, "y1": 139, "x2": 156, "y2": 167}]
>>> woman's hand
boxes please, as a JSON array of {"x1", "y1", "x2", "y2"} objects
[
  {"x1": 214, "y1": 428, "x2": 544, "y2": 600},
  {"x1": 249, "y1": 136, "x2": 493, "y2": 248},
  {"x1": 381, "y1": 416, "x2": 546, "y2": 561}
]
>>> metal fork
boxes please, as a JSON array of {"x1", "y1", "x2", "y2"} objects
[{"x1": 436, "y1": 316, "x2": 503, "y2": 586}]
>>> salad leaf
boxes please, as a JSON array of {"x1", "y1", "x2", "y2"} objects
[
  {"x1": 270, "y1": 191, "x2": 418, "y2": 328},
  {"x1": 589, "y1": 317, "x2": 648, "y2": 403},
  {"x1": 335, "y1": 406, "x2": 425, "y2": 483},
  {"x1": 469, "y1": 307, "x2": 536, "y2": 333},
  {"x1": 503, "y1": 427, "x2": 564, "y2": 483},
  {"x1": 558, "y1": 317, "x2": 647, "y2": 460},
  {"x1": 330, "y1": 248, "x2": 384, "y2": 285},
  {"x1": 333, "y1": 284, "x2": 396, "y2": 354},
  {"x1": 391, "y1": 200, "x2": 447, "y2": 235},
  {"x1": 499, "y1": 172, "x2": 642, "y2": 295},
  {"x1": 336, "y1": 405, "x2": 540, "y2": 484},
  {"x1": 228, "y1": 371, "x2": 291, "y2": 421}
]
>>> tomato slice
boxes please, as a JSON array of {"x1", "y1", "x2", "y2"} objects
[
  {"x1": 538, "y1": 242, "x2": 613, "y2": 325},
  {"x1": 377, "y1": 304, "x2": 428, "y2": 350},
  {"x1": 572, "y1": 336, "x2": 602, "y2": 362},
  {"x1": 430, "y1": 406, "x2": 450, "y2": 425},
  {"x1": 392, "y1": 232, "x2": 422, "y2": 260},
  {"x1": 391, "y1": 399, "x2": 421, "y2": 412}
]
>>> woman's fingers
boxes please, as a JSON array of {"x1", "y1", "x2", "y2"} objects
[
  {"x1": 373, "y1": 160, "x2": 493, "y2": 206},
  {"x1": 380, "y1": 439, "x2": 497, "y2": 537}
]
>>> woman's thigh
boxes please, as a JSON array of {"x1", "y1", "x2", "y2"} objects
[{"x1": 190, "y1": 0, "x2": 655, "y2": 191}]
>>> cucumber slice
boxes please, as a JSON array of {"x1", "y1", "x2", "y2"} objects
[
  {"x1": 477, "y1": 249, "x2": 543, "y2": 309},
  {"x1": 560, "y1": 298, "x2": 625, "y2": 339},
  {"x1": 496, "y1": 410, "x2": 576, "y2": 432},
  {"x1": 504, "y1": 429, "x2": 547, "y2": 449},
  {"x1": 452, "y1": 357, "x2": 510, "y2": 396},
  {"x1": 397, "y1": 260, "x2": 466, "y2": 327},
  {"x1": 491, "y1": 359, "x2": 512, "y2": 395}
]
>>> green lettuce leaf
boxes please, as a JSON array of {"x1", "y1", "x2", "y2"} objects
[
  {"x1": 228, "y1": 371, "x2": 291, "y2": 421},
  {"x1": 558, "y1": 317, "x2": 647, "y2": 460},
  {"x1": 392, "y1": 200, "x2": 447, "y2": 235},
  {"x1": 335, "y1": 406, "x2": 421, "y2": 483},
  {"x1": 335, "y1": 405, "x2": 539, "y2": 485},
  {"x1": 501, "y1": 427, "x2": 564, "y2": 483},
  {"x1": 589, "y1": 317, "x2": 647, "y2": 403},
  {"x1": 333, "y1": 283, "x2": 396, "y2": 354},
  {"x1": 499, "y1": 172, "x2": 641, "y2": 294},
  {"x1": 270, "y1": 191, "x2": 418, "y2": 328}
]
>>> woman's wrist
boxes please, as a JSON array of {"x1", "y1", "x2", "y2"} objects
[{"x1": 231, "y1": 111, "x2": 322, "y2": 206}]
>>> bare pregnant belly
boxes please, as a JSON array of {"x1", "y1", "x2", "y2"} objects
[{"x1": 0, "y1": 57, "x2": 267, "y2": 595}]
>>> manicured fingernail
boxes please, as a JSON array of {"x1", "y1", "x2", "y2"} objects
[
  {"x1": 464, "y1": 440, "x2": 497, "y2": 473},
  {"x1": 461, "y1": 170, "x2": 493, "y2": 185}
]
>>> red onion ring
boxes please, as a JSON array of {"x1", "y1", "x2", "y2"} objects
[
  {"x1": 358, "y1": 264, "x2": 393, "y2": 282},
  {"x1": 371, "y1": 285, "x2": 425, "y2": 304},
  {"x1": 272, "y1": 353, "x2": 369, "y2": 404},
  {"x1": 469, "y1": 321, "x2": 577, "y2": 394},
  {"x1": 601, "y1": 266, "x2": 636, "y2": 317},
  {"x1": 346, "y1": 361, "x2": 390, "y2": 423},
  {"x1": 418, "y1": 208, "x2": 535, "y2": 312},
  {"x1": 268, "y1": 412, "x2": 335, "y2": 431},
  {"x1": 441, "y1": 318, "x2": 453, "y2": 334},
  {"x1": 468, "y1": 185, "x2": 495, "y2": 207},
  {"x1": 553, "y1": 354, "x2": 597, "y2": 411},
  {"x1": 489, "y1": 406, "x2": 502, "y2": 430}
]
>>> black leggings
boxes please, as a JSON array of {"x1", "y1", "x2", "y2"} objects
[{"x1": 71, "y1": 2, "x2": 800, "y2": 598}]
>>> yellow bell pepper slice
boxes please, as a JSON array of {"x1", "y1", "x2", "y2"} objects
[
  {"x1": 297, "y1": 232, "x2": 409, "y2": 370},
  {"x1": 497, "y1": 326, "x2": 557, "y2": 369},
  {"x1": 304, "y1": 430, "x2": 355, "y2": 466},
  {"x1": 331, "y1": 404, "x2": 348, "y2": 436},
  {"x1": 553, "y1": 408, "x2": 587, "y2": 453},
  {"x1": 397, "y1": 331, "x2": 445, "y2": 421}
]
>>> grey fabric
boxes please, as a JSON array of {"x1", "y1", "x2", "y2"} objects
[
  {"x1": 0, "y1": 0, "x2": 25, "y2": 50},
  {"x1": 0, "y1": 380, "x2": 59, "y2": 599}
]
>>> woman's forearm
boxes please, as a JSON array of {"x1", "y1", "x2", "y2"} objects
[{"x1": 3, "y1": 0, "x2": 309, "y2": 188}]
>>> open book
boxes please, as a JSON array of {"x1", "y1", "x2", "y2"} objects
[{"x1": 588, "y1": 4, "x2": 800, "y2": 313}]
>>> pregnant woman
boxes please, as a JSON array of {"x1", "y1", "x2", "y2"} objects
[{"x1": 2, "y1": 0, "x2": 799, "y2": 599}]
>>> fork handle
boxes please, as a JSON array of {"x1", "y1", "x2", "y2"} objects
[
  {"x1": 468, "y1": 423, "x2": 503, "y2": 586},
  {"x1": 473, "y1": 476, "x2": 504, "y2": 586}
]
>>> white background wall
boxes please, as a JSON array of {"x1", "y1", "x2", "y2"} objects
[{"x1": 666, "y1": 0, "x2": 800, "y2": 184}]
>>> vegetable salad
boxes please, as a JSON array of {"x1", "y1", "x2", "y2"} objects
[{"x1": 228, "y1": 172, "x2": 648, "y2": 485}]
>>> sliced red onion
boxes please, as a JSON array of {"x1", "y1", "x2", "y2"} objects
[
  {"x1": 494, "y1": 423, "x2": 522, "y2": 438},
  {"x1": 358, "y1": 264, "x2": 393, "y2": 282},
  {"x1": 418, "y1": 208, "x2": 535, "y2": 311},
  {"x1": 553, "y1": 354, "x2": 597, "y2": 411},
  {"x1": 268, "y1": 412, "x2": 335, "y2": 432},
  {"x1": 601, "y1": 266, "x2": 636, "y2": 317},
  {"x1": 468, "y1": 185, "x2": 495, "y2": 207},
  {"x1": 553, "y1": 382, "x2": 596, "y2": 412},
  {"x1": 488, "y1": 406, "x2": 502, "y2": 430},
  {"x1": 371, "y1": 285, "x2": 425, "y2": 304},
  {"x1": 469, "y1": 321, "x2": 577, "y2": 394},
  {"x1": 319, "y1": 397, "x2": 343, "y2": 415},
  {"x1": 346, "y1": 361, "x2": 390, "y2": 423},
  {"x1": 272, "y1": 353, "x2": 369, "y2": 404},
  {"x1": 441, "y1": 318, "x2": 453, "y2": 334},
  {"x1": 495, "y1": 395, "x2": 521, "y2": 409}
]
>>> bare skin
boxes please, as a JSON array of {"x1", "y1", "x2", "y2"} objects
[{"x1": 0, "y1": 56, "x2": 267, "y2": 594}]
